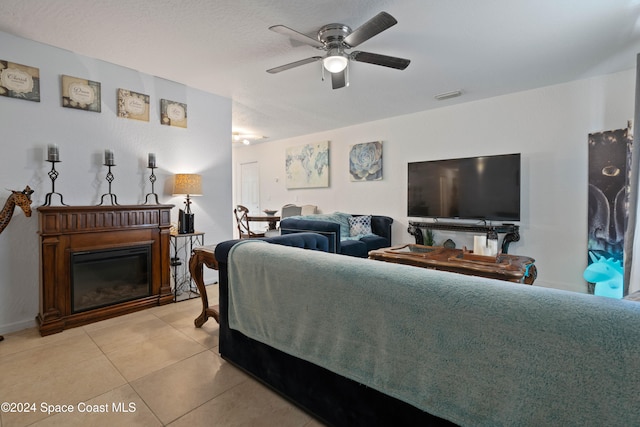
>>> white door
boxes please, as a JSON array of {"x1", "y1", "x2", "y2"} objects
[{"x1": 239, "y1": 161, "x2": 260, "y2": 213}]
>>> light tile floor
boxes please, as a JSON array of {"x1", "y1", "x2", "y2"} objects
[{"x1": 0, "y1": 285, "x2": 325, "y2": 427}]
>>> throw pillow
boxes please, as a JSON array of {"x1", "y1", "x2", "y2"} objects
[{"x1": 349, "y1": 215, "x2": 372, "y2": 237}]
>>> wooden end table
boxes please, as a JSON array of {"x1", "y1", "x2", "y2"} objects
[{"x1": 188, "y1": 245, "x2": 220, "y2": 327}]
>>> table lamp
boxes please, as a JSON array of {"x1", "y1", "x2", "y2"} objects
[{"x1": 173, "y1": 173, "x2": 202, "y2": 233}]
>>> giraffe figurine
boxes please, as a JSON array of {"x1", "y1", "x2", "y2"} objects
[
  {"x1": 0, "y1": 186, "x2": 34, "y2": 235},
  {"x1": 0, "y1": 185, "x2": 33, "y2": 342}
]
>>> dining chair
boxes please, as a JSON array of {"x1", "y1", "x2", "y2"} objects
[
  {"x1": 234, "y1": 205, "x2": 266, "y2": 239},
  {"x1": 281, "y1": 204, "x2": 302, "y2": 219},
  {"x1": 300, "y1": 204, "x2": 317, "y2": 215}
]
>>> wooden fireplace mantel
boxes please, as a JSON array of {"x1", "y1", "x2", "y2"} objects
[{"x1": 37, "y1": 204, "x2": 174, "y2": 336}]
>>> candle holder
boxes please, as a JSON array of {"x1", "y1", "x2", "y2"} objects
[
  {"x1": 98, "y1": 164, "x2": 119, "y2": 205},
  {"x1": 144, "y1": 166, "x2": 160, "y2": 204},
  {"x1": 42, "y1": 159, "x2": 68, "y2": 206}
]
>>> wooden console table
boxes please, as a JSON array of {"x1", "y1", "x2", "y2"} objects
[
  {"x1": 369, "y1": 244, "x2": 536, "y2": 284},
  {"x1": 188, "y1": 245, "x2": 220, "y2": 327}
]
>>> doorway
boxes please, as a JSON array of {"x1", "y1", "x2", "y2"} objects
[{"x1": 239, "y1": 161, "x2": 260, "y2": 213}]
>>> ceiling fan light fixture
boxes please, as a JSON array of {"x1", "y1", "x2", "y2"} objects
[
  {"x1": 323, "y1": 54, "x2": 348, "y2": 73},
  {"x1": 232, "y1": 132, "x2": 267, "y2": 145},
  {"x1": 268, "y1": 12, "x2": 409, "y2": 88}
]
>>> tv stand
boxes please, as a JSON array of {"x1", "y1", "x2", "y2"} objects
[{"x1": 408, "y1": 221, "x2": 520, "y2": 254}]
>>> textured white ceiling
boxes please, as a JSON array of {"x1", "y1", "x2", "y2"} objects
[{"x1": 1, "y1": 0, "x2": 639, "y2": 143}]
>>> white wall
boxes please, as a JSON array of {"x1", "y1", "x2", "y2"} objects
[
  {"x1": 233, "y1": 69, "x2": 636, "y2": 292},
  {"x1": 0, "y1": 31, "x2": 233, "y2": 334}
]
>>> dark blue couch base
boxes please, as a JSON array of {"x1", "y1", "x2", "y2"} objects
[
  {"x1": 216, "y1": 234, "x2": 457, "y2": 427},
  {"x1": 220, "y1": 327, "x2": 457, "y2": 427}
]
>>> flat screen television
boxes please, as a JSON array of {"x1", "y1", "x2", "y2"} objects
[{"x1": 408, "y1": 153, "x2": 521, "y2": 221}]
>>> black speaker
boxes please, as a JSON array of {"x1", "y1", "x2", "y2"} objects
[
  {"x1": 186, "y1": 213, "x2": 194, "y2": 233},
  {"x1": 178, "y1": 209, "x2": 195, "y2": 234}
]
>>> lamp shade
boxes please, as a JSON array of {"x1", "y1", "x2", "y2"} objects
[{"x1": 172, "y1": 174, "x2": 202, "y2": 196}]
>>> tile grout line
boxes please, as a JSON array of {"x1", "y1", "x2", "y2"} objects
[
  {"x1": 164, "y1": 376, "x2": 252, "y2": 426},
  {"x1": 82, "y1": 315, "x2": 210, "y2": 427}
]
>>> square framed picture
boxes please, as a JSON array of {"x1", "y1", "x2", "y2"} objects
[
  {"x1": 0, "y1": 60, "x2": 40, "y2": 102},
  {"x1": 117, "y1": 88, "x2": 149, "y2": 121},
  {"x1": 160, "y1": 99, "x2": 187, "y2": 128},
  {"x1": 61, "y1": 75, "x2": 101, "y2": 112},
  {"x1": 286, "y1": 141, "x2": 330, "y2": 188},
  {"x1": 349, "y1": 141, "x2": 383, "y2": 181}
]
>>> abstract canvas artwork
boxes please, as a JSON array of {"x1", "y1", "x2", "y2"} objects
[
  {"x1": 286, "y1": 141, "x2": 330, "y2": 189},
  {"x1": 586, "y1": 125, "x2": 631, "y2": 296},
  {"x1": 349, "y1": 141, "x2": 383, "y2": 181}
]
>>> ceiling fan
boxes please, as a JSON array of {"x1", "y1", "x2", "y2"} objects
[{"x1": 266, "y1": 11, "x2": 410, "y2": 89}]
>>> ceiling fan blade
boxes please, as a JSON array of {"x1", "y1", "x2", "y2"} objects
[
  {"x1": 269, "y1": 25, "x2": 324, "y2": 48},
  {"x1": 343, "y1": 12, "x2": 397, "y2": 48},
  {"x1": 351, "y1": 51, "x2": 410, "y2": 70},
  {"x1": 331, "y1": 69, "x2": 347, "y2": 89},
  {"x1": 267, "y1": 56, "x2": 323, "y2": 74}
]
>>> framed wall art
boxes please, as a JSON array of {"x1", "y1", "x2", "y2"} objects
[
  {"x1": 349, "y1": 141, "x2": 383, "y2": 181},
  {"x1": 586, "y1": 125, "x2": 630, "y2": 296},
  {"x1": 117, "y1": 88, "x2": 149, "y2": 121},
  {"x1": 0, "y1": 60, "x2": 40, "y2": 102},
  {"x1": 160, "y1": 99, "x2": 187, "y2": 128},
  {"x1": 61, "y1": 75, "x2": 101, "y2": 112},
  {"x1": 286, "y1": 141, "x2": 330, "y2": 189}
]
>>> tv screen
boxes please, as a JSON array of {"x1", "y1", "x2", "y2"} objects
[{"x1": 408, "y1": 153, "x2": 521, "y2": 221}]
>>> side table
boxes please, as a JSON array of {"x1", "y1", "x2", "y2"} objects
[
  {"x1": 188, "y1": 245, "x2": 220, "y2": 327},
  {"x1": 170, "y1": 231, "x2": 205, "y2": 301}
]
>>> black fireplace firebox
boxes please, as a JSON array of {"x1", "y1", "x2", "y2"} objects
[{"x1": 71, "y1": 245, "x2": 152, "y2": 313}]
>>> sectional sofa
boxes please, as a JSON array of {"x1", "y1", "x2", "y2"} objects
[{"x1": 214, "y1": 233, "x2": 640, "y2": 427}]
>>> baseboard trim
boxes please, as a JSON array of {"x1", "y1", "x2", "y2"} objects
[{"x1": 0, "y1": 318, "x2": 37, "y2": 335}]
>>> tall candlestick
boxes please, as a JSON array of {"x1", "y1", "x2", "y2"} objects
[
  {"x1": 42, "y1": 145, "x2": 68, "y2": 206},
  {"x1": 148, "y1": 152, "x2": 156, "y2": 168},
  {"x1": 105, "y1": 149, "x2": 114, "y2": 166},
  {"x1": 47, "y1": 144, "x2": 59, "y2": 162}
]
